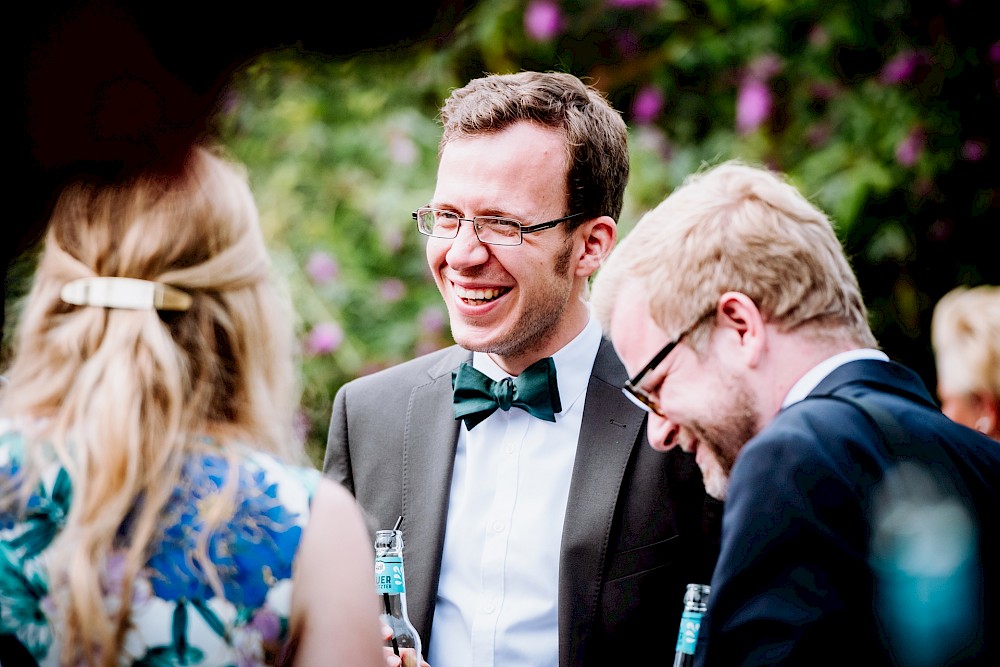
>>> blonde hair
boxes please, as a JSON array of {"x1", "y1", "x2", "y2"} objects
[
  {"x1": 0, "y1": 146, "x2": 301, "y2": 663},
  {"x1": 593, "y1": 160, "x2": 877, "y2": 348},
  {"x1": 931, "y1": 285, "x2": 1000, "y2": 399}
]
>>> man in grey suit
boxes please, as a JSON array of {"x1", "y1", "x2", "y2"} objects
[{"x1": 324, "y1": 71, "x2": 719, "y2": 667}]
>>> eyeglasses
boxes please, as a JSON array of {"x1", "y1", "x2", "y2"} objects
[
  {"x1": 622, "y1": 310, "x2": 715, "y2": 416},
  {"x1": 413, "y1": 207, "x2": 583, "y2": 246}
]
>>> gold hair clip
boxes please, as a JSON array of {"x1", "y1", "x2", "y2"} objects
[{"x1": 60, "y1": 277, "x2": 192, "y2": 311}]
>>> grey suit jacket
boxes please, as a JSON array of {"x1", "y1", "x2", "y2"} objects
[{"x1": 324, "y1": 339, "x2": 720, "y2": 667}]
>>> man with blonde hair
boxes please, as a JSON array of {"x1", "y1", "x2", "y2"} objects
[
  {"x1": 592, "y1": 160, "x2": 1000, "y2": 665},
  {"x1": 932, "y1": 284, "x2": 1000, "y2": 440}
]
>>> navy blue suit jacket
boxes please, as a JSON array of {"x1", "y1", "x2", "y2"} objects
[{"x1": 698, "y1": 360, "x2": 1000, "y2": 666}]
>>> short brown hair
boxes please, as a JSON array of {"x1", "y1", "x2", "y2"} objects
[{"x1": 440, "y1": 71, "x2": 629, "y2": 226}]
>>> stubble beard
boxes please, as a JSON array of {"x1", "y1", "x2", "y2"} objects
[
  {"x1": 692, "y1": 377, "x2": 759, "y2": 485},
  {"x1": 452, "y1": 238, "x2": 577, "y2": 361}
]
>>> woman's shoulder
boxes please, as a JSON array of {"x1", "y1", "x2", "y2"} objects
[{"x1": 178, "y1": 439, "x2": 323, "y2": 509}]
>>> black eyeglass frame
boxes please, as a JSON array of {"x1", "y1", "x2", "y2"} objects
[
  {"x1": 413, "y1": 208, "x2": 584, "y2": 246},
  {"x1": 622, "y1": 309, "x2": 717, "y2": 416}
]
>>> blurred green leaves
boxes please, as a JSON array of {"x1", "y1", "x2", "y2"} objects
[{"x1": 216, "y1": 0, "x2": 995, "y2": 462}]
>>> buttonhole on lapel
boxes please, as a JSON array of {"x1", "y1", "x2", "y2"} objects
[{"x1": 609, "y1": 419, "x2": 628, "y2": 428}]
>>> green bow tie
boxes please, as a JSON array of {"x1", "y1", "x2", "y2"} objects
[{"x1": 452, "y1": 358, "x2": 563, "y2": 430}]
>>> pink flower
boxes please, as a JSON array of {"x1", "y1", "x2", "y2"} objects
[
  {"x1": 378, "y1": 278, "x2": 406, "y2": 303},
  {"x1": 809, "y1": 82, "x2": 838, "y2": 101},
  {"x1": 306, "y1": 322, "x2": 343, "y2": 355},
  {"x1": 806, "y1": 122, "x2": 833, "y2": 148},
  {"x1": 736, "y1": 78, "x2": 772, "y2": 134},
  {"x1": 989, "y1": 41, "x2": 1000, "y2": 64},
  {"x1": 525, "y1": 0, "x2": 564, "y2": 42},
  {"x1": 419, "y1": 306, "x2": 446, "y2": 334},
  {"x1": 614, "y1": 30, "x2": 641, "y2": 59},
  {"x1": 895, "y1": 128, "x2": 924, "y2": 167},
  {"x1": 747, "y1": 54, "x2": 782, "y2": 80},
  {"x1": 250, "y1": 608, "x2": 282, "y2": 643},
  {"x1": 305, "y1": 251, "x2": 339, "y2": 285},
  {"x1": 880, "y1": 50, "x2": 921, "y2": 85},
  {"x1": 389, "y1": 132, "x2": 417, "y2": 165},
  {"x1": 808, "y1": 26, "x2": 830, "y2": 48},
  {"x1": 631, "y1": 85, "x2": 664, "y2": 125},
  {"x1": 382, "y1": 227, "x2": 404, "y2": 253},
  {"x1": 960, "y1": 140, "x2": 987, "y2": 161}
]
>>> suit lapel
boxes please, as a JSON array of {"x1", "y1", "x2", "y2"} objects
[
  {"x1": 559, "y1": 338, "x2": 645, "y2": 666},
  {"x1": 402, "y1": 347, "x2": 468, "y2": 638}
]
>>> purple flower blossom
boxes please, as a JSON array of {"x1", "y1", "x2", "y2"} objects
[
  {"x1": 880, "y1": 50, "x2": 921, "y2": 85},
  {"x1": 809, "y1": 82, "x2": 838, "y2": 101},
  {"x1": 631, "y1": 85, "x2": 664, "y2": 125},
  {"x1": 614, "y1": 29, "x2": 641, "y2": 59},
  {"x1": 378, "y1": 278, "x2": 406, "y2": 303},
  {"x1": 388, "y1": 133, "x2": 417, "y2": 165},
  {"x1": 250, "y1": 607, "x2": 282, "y2": 643},
  {"x1": 382, "y1": 226, "x2": 404, "y2": 253},
  {"x1": 961, "y1": 140, "x2": 987, "y2": 161},
  {"x1": 305, "y1": 322, "x2": 343, "y2": 355},
  {"x1": 525, "y1": 0, "x2": 564, "y2": 42},
  {"x1": 305, "y1": 251, "x2": 339, "y2": 285},
  {"x1": 808, "y1": 26, "x2": 830, "y2": 48},
  {"x1": 633, "y1": 125, "x2": 672, "y2": 159},
  {"x1": 806, "y1": 122, "x2": 833, "y2": 148},
  {"x1": 989, "y1": 41, "x2": 1000, "y2": 64},
  {"x1": 736, "y1": 78, "x2": 772, "y2": 134},
  {"x1": 748, "y1": 54, "x2": 782, "y2": 80},
  {"x1": 895, "y1": 128, "x2": 925, "y2": 167},
  {"x1": 419, "y1": 307, "x2": 446, "y2": 334}
]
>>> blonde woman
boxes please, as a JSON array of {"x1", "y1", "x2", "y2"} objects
[
  {"x1": 0, "y1": 147, "x2": 383, "y2": 666},
  {"x1": 932, "y1": 284, "x2": 1000, "y2": 440}
]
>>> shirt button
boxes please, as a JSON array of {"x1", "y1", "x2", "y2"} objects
[
  {"x1": 482, "y1": 601, "x2": 496, "y2": 613},
  {"x1": 504, "y1": 443, "x2": 515, "y2": 454},
  {"x1": 492, "y1": 520, "x2": 505, "y2": 533}
]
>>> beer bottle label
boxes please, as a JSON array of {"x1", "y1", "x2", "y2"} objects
[
  {"x1": 375, "y1": 556, "x2": 406, "y2": 594},
  {"x1": 674, "y1": 610, "x2": 703, "y2": 655}
]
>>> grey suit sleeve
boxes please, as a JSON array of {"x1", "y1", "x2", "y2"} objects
[{"x1": 323, "y1": 383, "x2": 355, "y2": 494}]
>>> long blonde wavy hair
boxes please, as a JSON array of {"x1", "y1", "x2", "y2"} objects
[{"x1": 1, "y1": 146, "x2": 302, "y2": 663}]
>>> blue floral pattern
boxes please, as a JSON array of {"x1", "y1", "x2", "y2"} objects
[{"x1": 0, "y1": 425, "x2": 319, "y2": 666}]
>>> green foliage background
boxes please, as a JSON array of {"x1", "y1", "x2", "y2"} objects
[{"x1": 7, "y1": 0, "x2": 996, "y2": 466}]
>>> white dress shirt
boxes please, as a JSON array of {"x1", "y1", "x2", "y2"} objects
[
  {"x1": 428, "y1": 315, "x2": 603, "y2": 667},
  {"x1": 781, "y1": 348, "x2": 890, "y2": 408}
]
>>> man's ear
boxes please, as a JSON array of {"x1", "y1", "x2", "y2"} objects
[
  {"x1": 973, "y1": 391, "x2": 999, "y2": 436},
  {"x1": 574, "y1": 215, "x2": 617, "y2": 278},
  {"x1": 717, "y1": 291, "x2": 766, "y2": 366}
]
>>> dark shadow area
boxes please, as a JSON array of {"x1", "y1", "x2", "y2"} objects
[{"x1": 8, "y1": 0, "x2": 474, "y2": 345}]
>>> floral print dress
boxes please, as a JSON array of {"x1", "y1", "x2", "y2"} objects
[{"x1": 0, "y1": 425, "x2": 319, "y2": 666}]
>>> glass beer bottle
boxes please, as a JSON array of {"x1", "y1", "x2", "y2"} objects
[
  {"x1": 375, "y1": 528, "x2": 423, "y2": 667},
  {"x1": 673, "y1": 583, "x2": 711, "y2": 667}
]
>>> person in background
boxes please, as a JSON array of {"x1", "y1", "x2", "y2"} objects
[
  {"x1": 324, "y1": 71, "x2": 719, "y2": 667},
  {"x1": 931, "y1": 284, "x2": 1000, "y2": 441},
  {"x1": 0, "y1": 146, "x2": 383, "y2": 666},
  {"x1": 591, "y1": 160, "x2": 1000, "y2": 665}
]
